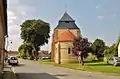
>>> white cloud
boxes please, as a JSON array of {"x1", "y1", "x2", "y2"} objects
[
  {"x1": 7, "y1": 0, "x2": 52, "y2": 51},
  {"x1": 8, "y1": 25, "x2": 20, "y2": 36},
  {"x1": 21, "y1": 12, "x2": 26, "y2": 15},
  {"x1": 7, "y1": 10, "x2": 17, "y2": 24},
  {"x1": 8, "y1": 0, "x2": 19, "y2": 6},
  {"x1": 7, "y1": 0, "x2": 36, "y2": 51},
  {"x1": 97, "y1": 16, "x2": 104, "y2": 20},
  {"x1": 8, "y1": 20, "x2": 13, "y2": 24}
]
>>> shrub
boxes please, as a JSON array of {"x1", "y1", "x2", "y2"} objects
[
  {"x1": 104, "y1": 45, "x2": 117, "y2": 63},
  {"x1": 86, "y1": 53, "x2": 98, "y2": 61}
]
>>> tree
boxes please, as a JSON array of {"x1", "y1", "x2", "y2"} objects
[
  {"x1": 91, "y1": 39, "x2": 106, "y2": 59},
  {"x1": 18, "y1": 44, "x2": 28, "y2": 59},
  {"x1": 20, "y1": 19, "x2": 50, "y2": 46},
  {"x1": 104, "y1": 44, "x2": 118, "y2": 63},
  {"x1": 72, "y1": 37, "x2": 90, "y2": 65},
  {"x1": 20, "y1": 19, "x2": 50, "y2": 59}
]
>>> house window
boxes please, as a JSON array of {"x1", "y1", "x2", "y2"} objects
[{"x1": 68, "y1": 48, "x2": 71, "y2": 54}]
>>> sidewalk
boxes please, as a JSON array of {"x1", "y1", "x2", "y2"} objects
[{"x1": 1, "y1": 62, "x2": 17, "y2": 79}]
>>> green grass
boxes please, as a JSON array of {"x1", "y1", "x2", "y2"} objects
[{"x1": 40, "y1": 60, "x2": 120, "y2": 75}]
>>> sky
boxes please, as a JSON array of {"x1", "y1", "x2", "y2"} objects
[{"x1": 7, "y1": 0, "x2": 120, "y2": 51}]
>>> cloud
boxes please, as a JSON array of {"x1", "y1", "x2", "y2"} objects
[
  {"x1": 7, "y1": 0, "x2": 36, "y2": 51},
  {"x1": 7, "y1": 0, "x2": 51, "y2": 51},
  {"x1": 7, "y1": 10, "x2": 17, "y2": 19},
  {"x1": 7, "y1": 10, "x2": 17, "y2": 24},
  {"x1": 8, "y1": 25, "x2": 20, "y2": 36},
  {"x1": 8, "y1": 0, "x2": 19, "y2": 6},
  {"x1": 97, "y1": 16, "x2": 104, "y2": 20}
]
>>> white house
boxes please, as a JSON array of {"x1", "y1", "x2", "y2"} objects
[{"x1": 118, "y1": 42, "x2": 120, "y2": 57}]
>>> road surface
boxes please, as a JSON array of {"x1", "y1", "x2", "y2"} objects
[{"x1": 12, "y1": 59, "x2": 120, "y2": 79}]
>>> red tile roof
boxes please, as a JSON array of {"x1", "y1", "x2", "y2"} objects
[{"x1": 58, "y1": 30, "x2": 75, "y2": 42}]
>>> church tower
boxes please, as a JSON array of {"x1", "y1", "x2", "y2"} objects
[{"x1": 51, "y1": 12, "x2": 81, "y2": 64}]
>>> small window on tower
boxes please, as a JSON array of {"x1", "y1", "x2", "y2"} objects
[
  {"x1": 65, "y1": 21, "x2": 70, "y2": 23},
  {"x1": 68, "y1": 48, "x2": 71, "y2": 54}
]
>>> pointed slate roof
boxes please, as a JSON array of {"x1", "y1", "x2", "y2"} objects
[
  {"x1": 59, "y1": 12, "x2": 74, "y2": 22},
  {"x1": 58, "y1": 30, "x2": 75, "y2": 42},
  {"x1": 55, "y1": 12, "x2": 79, "y2": 29}
]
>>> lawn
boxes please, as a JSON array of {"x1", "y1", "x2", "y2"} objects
[{"x1": 40, "y1": 60, "x2": 120, "y2": 75}]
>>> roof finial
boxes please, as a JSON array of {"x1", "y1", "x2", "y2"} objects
[{"x1": 65, "y1": 3, "x2": 68, "y2": 13}]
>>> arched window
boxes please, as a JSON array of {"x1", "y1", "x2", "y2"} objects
[{"x1": 68, "y1": 48, "x2": 71, "y2": 54}]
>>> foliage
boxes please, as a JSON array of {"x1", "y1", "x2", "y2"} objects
[
  {"x1": 20, "y1": 19, "x2": 50, "y2": 46},
  {"x1": 18, "y1": 44, "x2": 28, "y2": 58},
  {"x1": 104, "y1": 44, "x2": 118, "y2": 62},
  {"x1": 18, "y1": 43, "x2": 40, "y2": 59},
  {"x1": 72, "y1": 37, "x2": 90, "y2": 65},
  {"x1": 86, "y1": 53, "x2": 98, "y2": 61},
  {"x1": 19, "y1": 19, "x2": 50, "y2": 59},
  {"x1": 90, "y1": 39, "x2": 106, "y2": 59}
]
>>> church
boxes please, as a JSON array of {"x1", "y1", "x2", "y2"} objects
[{"x1": 51, "y1": 12, "x2": 81, "y2": 64}]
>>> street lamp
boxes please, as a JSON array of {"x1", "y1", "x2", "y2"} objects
[{"x1": 8, "y1": 40, "x2": 12, "y2": 51}]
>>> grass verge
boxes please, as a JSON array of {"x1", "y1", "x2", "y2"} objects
[{"x1": 40, "y1": 60, "x2": 120, "y2": 75}]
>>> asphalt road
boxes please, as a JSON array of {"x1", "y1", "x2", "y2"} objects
[{"x1": 12, "y1": 59, "x2": 120, "y2": 79}]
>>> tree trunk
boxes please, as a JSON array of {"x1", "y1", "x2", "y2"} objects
[
  {"x1": 78, "y1": 51, "x2": 84, "y2": 66},
  {"x1": 81, "y1": 56, "x2": 84, "y2": 66}
]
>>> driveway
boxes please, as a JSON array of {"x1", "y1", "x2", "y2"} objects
[{"x1": 12, "y1": 59, "x2": 120, "y2": 79}]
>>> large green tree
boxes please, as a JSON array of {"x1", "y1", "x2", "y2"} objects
[
  {"x1": 19, "y1": 19, "x2": 50, "y2": 59},
  {"x1": 20, "y1": 19, "x2": 50, "y2": 46},
  {"x1": 91, "y1": 39, "x2": 106, "y2": 59}
]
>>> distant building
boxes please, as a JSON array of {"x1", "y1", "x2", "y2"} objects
[
  {"x1": 38, "y1": 50, "x2": 49, "y2": 58},
  {"x1": 51, "y1": 12, "x2": 81, "y2": 64},
  {"x1": 8, "y1": 51, "x2": 18, "y2": 56},
  {"x1": 0, "y1": 0, "x2": 7, "y2": 71}
]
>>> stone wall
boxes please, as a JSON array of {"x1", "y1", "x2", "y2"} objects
[
  {"x1": 0, "y1": 0, "x2": 5, "y2": 71},
  {"x1": 54, "y1": 42, "x2": 77, "y2": 64},
  {"x1": 60, "y1": 42, "x2": 77, "y2": 63}
]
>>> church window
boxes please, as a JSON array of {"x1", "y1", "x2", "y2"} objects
[{"x1": 68, "y1": 48, "x2": 71, "y2": 54}]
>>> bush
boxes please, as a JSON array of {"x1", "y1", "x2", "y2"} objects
[
  {"x1": 86, "y1": 53, "x2": 98, "y2": 61},
  {"x1": 19, "y1": 50, "x2": 27, "y2": 59},
  {"x1": 104, "y1": 45, "x2": 117, "y2": 63}
]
